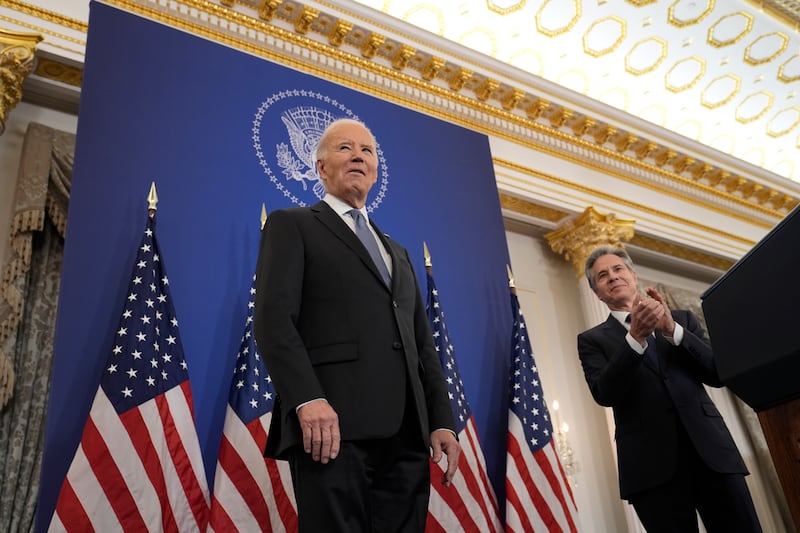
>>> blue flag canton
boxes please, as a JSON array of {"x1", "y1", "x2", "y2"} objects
[
  {"x1": 101, "y1": 217, "x2": 189, "y2": 414},
  {"x1": 228, "y1": 275, "x2": 276, "y2": 425},
  {"x1": 426, "y1": 272, "x2": 470, "y2": 433},
  {"x1": 509, "y1": 293, "x2": 553, "y2": 453}
]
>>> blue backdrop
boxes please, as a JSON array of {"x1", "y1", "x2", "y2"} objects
[{"x1": 37, "y1": 3, "x2": 514, "y2": 529}]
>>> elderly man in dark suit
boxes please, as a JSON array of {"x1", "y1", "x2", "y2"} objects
[
  {"x1": 254, "y1": 118, "x2": 459, "y2": 532},
  {"x1": 577, "y1": 245, "x2": 761, "y2": 533}
]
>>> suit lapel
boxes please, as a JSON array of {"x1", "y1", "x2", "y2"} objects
[
  {"x1": 311, "y1": 201, "x2": 392, "y2": 292},
  {"x1": 601, "y1": 314, "x2": 625, "y2": 336}
]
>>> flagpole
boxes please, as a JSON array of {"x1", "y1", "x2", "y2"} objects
[
  {"x1": 423, "y1": 242, "x2": 502, "y2": 532},
  {"x1": 208, "y1": 201, "x2": 298, "y2": 532}
]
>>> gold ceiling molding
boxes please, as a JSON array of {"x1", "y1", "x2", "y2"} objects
[
  {"x1": 499, "y1": 192, "x2": 567, "y2": 223},
  {"x1": 0, "y1": 13, "x2": 85, "y2": 50},
  {"x1": 629, "y1": 233, "x2": 735, "y2": 271},
  {"x1": 500, "y1": 195, "x2": 736, "y2": 274},
  {"x1": 746, "y1": 0, "x2": 800, "y2": 28},
  {"x1": 0, "y1": 0, "x2": 88, "y2": 33},
  {"x1": 34, "y1": 57, "x2": 82, "y2": 87},
  {"x1": 495, "y1": 157, "x2": 765, "y2": 242},
  {"x1": 0, "y1": 0, "x2": 86, "y2": 59}
]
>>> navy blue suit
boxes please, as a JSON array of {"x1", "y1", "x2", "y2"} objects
[{"x1": 578, "y1": 310, "x2": 761, "y2": 532}]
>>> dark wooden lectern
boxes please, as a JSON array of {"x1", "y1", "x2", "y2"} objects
[{"x1": 702, "y1": 204, "x2": 800, "y2": 531}]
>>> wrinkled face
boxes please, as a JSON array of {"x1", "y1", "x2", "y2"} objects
[
  {"x1": 591, "y1": 254, "x2": 639, "y2": 311},
  {"x1": 317, "y1": 122, "x2": 378, "y2": 208}
]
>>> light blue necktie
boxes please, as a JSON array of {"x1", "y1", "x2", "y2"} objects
[{"x1": 349, "y1": 209, "x2": 391, "y2": 287}]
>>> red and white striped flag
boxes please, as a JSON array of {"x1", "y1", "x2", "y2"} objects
[
  {"x1": 424, "y1": 269, "x2": 502, "y2": 533},
  {"x1": 208, "y1": 274, "x2": 297, "y2": 532},
  {"x1": 48, "y1": 214, "x2": 209, "y2": 532},
  {"x1": 505, "y1": 290, "x2": 580, "y2": 533}
]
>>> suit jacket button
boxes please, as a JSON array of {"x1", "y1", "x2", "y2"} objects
[
  {"x1": 392, "y1": 341, "x2": 402, "y2": 349},
  {"x1": 392, "y1": 300, "x2": 398, "y2": 308}
]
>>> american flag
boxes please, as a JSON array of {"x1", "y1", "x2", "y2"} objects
[
  {"x1": 48, "y1": 215, "x2": 209, "y2": 532},
  {"x1": 208, "y1": 274, "x2": 297, "y2": 532},
  {"x1": 505, "y1": 290, "x2": 579, "y2": 533},
  {"x1": 424, "y1": 271, "x2": 502, "y2": 533}
]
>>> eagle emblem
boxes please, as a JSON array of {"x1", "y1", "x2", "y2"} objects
[
  {"x1": 275, "y1": 106, "x2": 335, "y2": 200},
  {"x1": 252, "y1": 90, "x2": 389, "y2": 211}
]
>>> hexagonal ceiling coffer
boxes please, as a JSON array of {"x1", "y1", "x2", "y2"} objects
[
  {"x1": 744, "y1": 32, "x2": 788, "y2": 65},
  {"x1": 536, "y1": 0, "x2": 581, "y2": 37},
  {"x1": 665, "y1": 56, "x2": 705, "y2": 92},
  {"x1": 707, "y1": 12, "x2": 753, "y2": 48},
  {"x1": 668, "y1": 0, "x2": 713, "y2": 28},
  {"x1": 701, "y1": 74, "x2": 741, "y2": 108},
  {"x1": 736, "y1": 91, "x2": 774, "y2": 123},
  {"x1": 625, "y1": 37, "x2": 667, "y2": 75},
  {"x1": 583, "y1": 16, "x2": 626, "y2": 57}
]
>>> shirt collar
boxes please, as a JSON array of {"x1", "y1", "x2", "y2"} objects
[
  {"x1": 323, "y1": 194, "x2": 367, "y2": 220},
  {"x1": 610, "y1": 310, "x2": 630, "y2": 326}
]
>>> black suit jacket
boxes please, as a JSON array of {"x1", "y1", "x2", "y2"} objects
[
  {"x1": 577, "y1": 310, "x2": 748, "y2": 499},
  {"x1": 254, "y1": 201, "x2": 455, "y2": 459}
]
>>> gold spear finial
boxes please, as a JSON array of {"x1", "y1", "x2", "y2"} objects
[
  {"x1": 148, "y1": 182, "x2": 158, "y2": 217},
  {"x1": 260, "y1": 203, "x2": 268, "y2": 230},
  {"x1": 423, "y1": 241, "x2": 432, "y2": 268},
  {"x1": 507, "y1": 264, "x2": 516, "y2": 290}
]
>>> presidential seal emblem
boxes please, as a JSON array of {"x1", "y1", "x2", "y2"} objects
[{"x1": 253, "y1": 90, "x2": 389, "y2": 212}]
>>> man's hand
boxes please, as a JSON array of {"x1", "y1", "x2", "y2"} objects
[
  {"x1": 646, "y1": 287, "x2": 676, "y2": 337},
  {"x1": 297, "y1": 399, "x2": 340, "y2": 463},
  {"x1": 628, "y1": 293, "x2": 664, "y2": 346},
  {"x1": 430, "y1": 429, "x2": 461, "y2": 487}
]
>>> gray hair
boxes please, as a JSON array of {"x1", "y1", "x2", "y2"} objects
[
  {"x1": 315, "y1": 118, "x2": 377, "y2": 161},
  {"x1": 584, "y1": 245, "x2": 635, "y2": 291}
]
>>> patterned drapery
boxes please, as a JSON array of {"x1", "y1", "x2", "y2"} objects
[{"x1": 0, "y1": 122, "x2": 73, "y2": 532}]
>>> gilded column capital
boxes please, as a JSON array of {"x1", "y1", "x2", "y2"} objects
[
  {"x1": 545, "y1": 206, "x2": 635, "y2": 278},
  {"x1": 0, "y1": 28, "x2": 43, "y2": 134}
]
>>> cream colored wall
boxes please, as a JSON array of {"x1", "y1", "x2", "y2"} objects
[{"x1": 0, "y1": 102, "x2": 78, "y2": 273}]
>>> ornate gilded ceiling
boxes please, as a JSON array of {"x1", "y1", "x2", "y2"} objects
[{"x1": 352, "y1": 0, "x2": 800, "y2": 183}]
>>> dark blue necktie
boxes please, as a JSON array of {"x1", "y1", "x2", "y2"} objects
[
  {"x1": 626, "y1": 314, "x2": 659, "y2": 369},
  {"x1": 349, "y1": 209, "x2": 391, "y2": 287}
]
